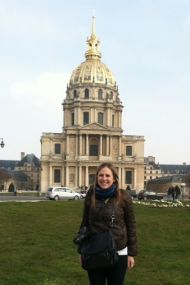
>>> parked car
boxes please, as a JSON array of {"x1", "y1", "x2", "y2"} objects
[
  {"x1": 126, "y1": 190, "x2": 137, "y2": 199},
  {"x1": 46, "y1": 187, "x2": 82, "y2": 201},
  {"x1": 80, "y1": 189, "x2": 87, "y2": 198},
  {"x1": 137, "y1": 190, "x2": 163, "y2": 201}
]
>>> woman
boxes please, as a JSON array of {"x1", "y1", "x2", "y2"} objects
[{"x1": 78, "y1": 162, "x2": 137, "y2": 285}]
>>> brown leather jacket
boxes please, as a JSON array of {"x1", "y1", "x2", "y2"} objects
[{"x1": 80, "y1": 187, "x2": 138, "y2": 256}]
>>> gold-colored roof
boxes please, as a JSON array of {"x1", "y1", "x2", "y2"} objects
[{"x1": 69, "y1": 17, "x2": 116, "y2": 87}]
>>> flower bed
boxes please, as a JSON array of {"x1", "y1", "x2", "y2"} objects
[{"x1": 133, "y1": 199, "x2": 190, "y2": 208}]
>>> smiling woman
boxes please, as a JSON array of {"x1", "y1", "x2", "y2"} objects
[{"x1": 74, "y1": 162, "x2": 138, "y2": 285}]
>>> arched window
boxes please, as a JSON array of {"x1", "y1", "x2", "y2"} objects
[
  {"x1": 73, "y1": 90, "x2": 77, "y2": 98},
  {"x1": 98, "y1": 89, "x2": 103, "y2": 99},
  {"x1": 84, "y1": 88, "x2": 89, "y2": 99}
]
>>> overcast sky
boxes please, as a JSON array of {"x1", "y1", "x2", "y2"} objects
[{"x1": 1, "y1": 0, "x2": 190, "y2": 164}]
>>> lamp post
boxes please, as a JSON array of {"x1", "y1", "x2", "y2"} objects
[{"x1": 0, "y1": 138, "x2": 5, "y2": 148}]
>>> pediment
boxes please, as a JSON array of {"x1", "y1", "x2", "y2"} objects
[{"x1": 81, "y1": 123, "x2": 108, "y2": 130}]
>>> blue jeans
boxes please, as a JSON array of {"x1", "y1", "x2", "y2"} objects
[{"x1": 87, "y1": 255, "x2": 128, "y2": 285}]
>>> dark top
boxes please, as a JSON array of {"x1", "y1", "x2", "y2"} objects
[{"x1": 80, "y1": 186, "x2": 138, "y2": 256}]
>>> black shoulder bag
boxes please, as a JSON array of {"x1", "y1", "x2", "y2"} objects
[{"x1": 74, "y1": 201, "x2": 119, "y2": 270}]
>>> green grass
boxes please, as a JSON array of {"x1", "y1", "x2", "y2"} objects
[{"x1": 0, "y1": 201, "x2": 189, "y2": 285}]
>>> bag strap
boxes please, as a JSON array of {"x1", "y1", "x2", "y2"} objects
[
  {"x1": 104, "y1": 197, "x2": 116, "y2": 228},
  {"x1": 87, "y1": 194, "x2": 116, "y2": 229},
  {"x1": 110, "y1": 199, "x2": 116, "y2": 228}
]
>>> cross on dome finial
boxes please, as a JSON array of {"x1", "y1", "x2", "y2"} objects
[
  {"x1": 92, "y1": 15, "x2": 96, "y2": 36},
  {"x1": 85, "y1": 16, "x2": 101, "y2": 60}
]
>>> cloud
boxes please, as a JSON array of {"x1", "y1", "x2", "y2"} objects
[{"x1": 9, "y1": 72, "x2": 70, "y2": 109}]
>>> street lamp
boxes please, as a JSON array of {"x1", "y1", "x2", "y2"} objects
[{"x1": 0, "y1": 138, "x2": 5, "y2": 148}]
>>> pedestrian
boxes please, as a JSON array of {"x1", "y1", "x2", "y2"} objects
[
  {"x1": 171, "y1": 186, "x2": 176, "y2": 201},
  {"x1": 13, "y1": 186, "x2": 17, "y2": 196},
  {"x1": 75, "y1": 162, "x2": 137, "y2": 285},
  {"x1": 174, "y1": 185, "x2": 181, "y2": 200}
]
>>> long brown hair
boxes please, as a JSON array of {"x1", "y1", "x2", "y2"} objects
[{"x1": 91, "y1": 162, "x2": 122, "y2": 207}]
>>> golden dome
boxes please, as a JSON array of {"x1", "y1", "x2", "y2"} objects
[{"x1": 69, "y1": 17, "x2": 116, "y2": 88}]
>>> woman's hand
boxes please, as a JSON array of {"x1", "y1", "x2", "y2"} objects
[{"x1": 128, "y1": 256, "x2": 135, "y2": 270}]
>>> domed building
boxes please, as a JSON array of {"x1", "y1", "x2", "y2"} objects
[{"x1": 40, "y1": 18, "x2": 145, "y2": 193}]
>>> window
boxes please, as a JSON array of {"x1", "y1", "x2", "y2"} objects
[
  {"x1": 71, "y1": 112, "x2": 74, "y2": 126},
  {"x1": 84, "y1": 88, "x2": 89, "y2": 99},
  {"x1": 125, "y1": 171, "x2": 132, "y2": 184},
  {"x1": 110, "y1": 91, "x2": 113, "y2": 99},
  {"x1": 73, "y1": 90, "x2": 77, "y2": 98},
  {"x1": 112, "y1": 114, "x2": 114, "y2": 127},
  {"x1": 55, "y1": 144, "x2": 61, "y2": 154},
  {"x1": 89, "y1": 174, "x2": 96, "y2": 184},
  {"x1": 90, "y1": 145, "x2": 98, "y2": 156},
  {"x1": 126, "y1": 146, "x2": 132, "y2": 156},
  {"x1": 83, "y1": 112, "x2": 89, "y2": 125},
  {"x1": 98, "y1": 112, "x2": 104, "y2": 125},
  {"x1": 54, "y1": 169, "x2": 61, "y2": 183},
  {"x1": 98, "y1": 89, "x2": 103, "y2": 99}
]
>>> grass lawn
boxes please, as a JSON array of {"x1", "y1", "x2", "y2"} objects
[{"x1": 0, "y1": 200, "x2": 189, "y2": 285}]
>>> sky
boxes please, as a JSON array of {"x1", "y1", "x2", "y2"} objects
[{"x1": 1, "y1": 0, "x2": 190, "y2": 164}]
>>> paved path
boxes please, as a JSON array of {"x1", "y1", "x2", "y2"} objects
[{"x1": 0, "y1": 195, "x2": 48, "y2": 202}]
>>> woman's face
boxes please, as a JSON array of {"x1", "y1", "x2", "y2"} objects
[{"x1": 97, "y1": 167, "x2": 115, "y2": 190}]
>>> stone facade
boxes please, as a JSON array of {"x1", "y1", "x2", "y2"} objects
[
  {"x1": 40, "y1": 18, "x2": 145, "y2": 193},
  {"x1": 0, "y1": 153, "x2": 40, "y2": 191}
]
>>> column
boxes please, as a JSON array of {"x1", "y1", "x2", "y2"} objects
[
  {"x1": 75, "y1": 166, "x2": 77, "y2": 187},
  {"x1": 50, "y1": 166, "x2": 53, "y2": 186},
  {"x1": 61, "y1": 166, "x2": 64, "y2": 186},
  {"x1": 119, "y1": 137, "x2": 122, "y2": 157},
  {"x1": 118, "y1": 111, "x2": 120, "y2": 128},
  {"x1": 75, "y1": 135, "x2": 78, "y2": 157},
  {"x1": 100, "y1": 135, "x2": 102, "y2": 155},
  {"x1": 133, "y1": 168, "x2": 136, "y2": 190},
  {"x1": 66, "y1": 136, "x2": 69, "y2": 155},
  {"x1": 66, "y1": 166, "x2": 69, "y2": 186},
  {"x1": 86, "y1": 134, "x2": 89, "y2": 155},
  {"x1": 106, "y1": 136, "x2": 109, "y2": 156},
  {"x1": 122, "y1": 167, "x2": 125, "y2": 189},
  {"x1": 120, "y1": 111, "x2": 122, "y2": 129},
  {"x1": 79, "y1": 166, "x2": 82, "y2": 187},
  {"x1": 110, "y1": 137, "x2": 112, "y2": 158},
  {"x1": 85, "y1": 166, "x2": 89, "y2": 187},
  {"x1": 118, "y1": 167, "x2": 122, "y2": 187},
  {"x1": 79, "y1": 135, "x2": 82, "y2": 155}
]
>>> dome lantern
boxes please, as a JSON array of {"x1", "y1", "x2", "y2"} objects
[
  {"x1": 85, "y1": 16, "x2": 101, "y2": 60},
  {"x1": 69, "y1": 17, "x2": 117, "y2": 88}
]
